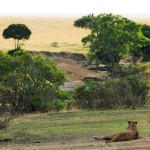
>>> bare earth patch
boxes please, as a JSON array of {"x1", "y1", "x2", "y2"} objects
[
  {"x1": 48, "y1": 56, "x2": 106, "y2": 82},
  {"x1": 1, "y1": 136, "x2": 150, "y2": 150},
  {"x1": 53, "y1": 57, "x2": 105, "y2": 82}
]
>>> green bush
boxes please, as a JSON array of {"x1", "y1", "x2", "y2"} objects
[
  {"x1": 0, "y1": 49, "x2": 66, "y2": 113},
  {"x1": 64, "y1": 100, "x2": 77, "y2": 110},
  {"x1": 112, "y1": 64, "x2": 142, "y2": 78},
  {"x1": 46, "y1": 101, "x2": 65, "y2": 112},
  {"x1": 57, "y1": 90, "x2": 76, "y2": 110},
  {"x1": 57, "y1": 90, "x2": 73, "y2": 101},
  {"x1": 74, "y1": 76, "x2": 149, "y2": 109},
  {"x1": 30, "y1": 96, "x2": 49, "y2": 112},
  {"x1": 142, "y1": 52, "x2": 150, "y2": 62},
  {"x1": 54, "y1": 101, "x2": 64, "y2": 111},
  {"x1": 29, "y1": 90, "x2": 75, "y2": 112},
  {"x1": 7, "y1": 47, "x2": 25, "y2": 56}
]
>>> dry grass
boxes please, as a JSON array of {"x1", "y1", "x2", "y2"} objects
[
  {"x1": 0, "y1": 17, "x2": 150, "y2": 54},
  {"x1": 0, "y1": 17, "x2": 150, "y2": 82},
  {"x1": 135, "y1": 19, "x2": 150, "y2": 25},
  {"x1": 0, "y1": 16, "x2": 89, "y2": 53}
]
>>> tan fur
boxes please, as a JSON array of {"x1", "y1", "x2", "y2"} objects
[{"x1": 95, "y1": 121, "x2": 139, "y2": 143}]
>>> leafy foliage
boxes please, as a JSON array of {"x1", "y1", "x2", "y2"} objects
[
  {"x1": 74, "y1": 64, "x2": 149, "y2": 109},
  {"x1": 112, "y1": 64, "x2": 143, "y2": 78},
  {"x1": 0, "y1": 49, "x2": 66, "y2": 112},
  {"x1": 74, "y1": 14, "x2": 95, "y2": 29},
  {"x1": 141, "y1": 24, "x2": 150, "y2": 61},
  {"x1": 74, "y1": 13, "x2": 150, "y2": 77},
  {"x1": 0, "y1": 112, "x2": 16, "y2": 129}
]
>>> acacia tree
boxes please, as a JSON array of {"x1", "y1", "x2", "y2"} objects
[
  {"x1": 74, "y1": 13, "x2": 150, "y2": 77},
  {"x1": 3, "y1": 24, "x2": 31, "y2": 49}
]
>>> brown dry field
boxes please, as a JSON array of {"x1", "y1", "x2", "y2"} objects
[
  {"x1": 0, "y1": 16, "x2": 89, "y2": 53},
  {"x1": 0, "y1": 17, "x2": 149, "y2": 82},
  {"x1": 0, "y1": 17, "x2": 150, "y2": 53}
]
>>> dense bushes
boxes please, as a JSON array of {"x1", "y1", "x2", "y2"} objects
[
  {"x1": 0, "y1": 48, "x2": 150, "y2": 113},
  {"x1": 112, "y1": 64, "x2": 142, "y2": 78},
  {"x1": 74, "y1": 72, "x2": 149, "y2": 109},
  {"x1": 0, "y1": 49, "x2": 67, "y2": 113}
]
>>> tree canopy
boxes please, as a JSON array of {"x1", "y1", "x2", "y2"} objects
[
  {"x1": 141, "y1": 24, "x2": 150, "y2": 61},
  {"x1": 0, "y1": 50, "x2": 66, "y2": 112},
  {"x1": 3, "y1": 24, "x2": 32, "y2": 49},
  {"x1": 74, "y1": 13, "x2": 150, "y2": 77}
]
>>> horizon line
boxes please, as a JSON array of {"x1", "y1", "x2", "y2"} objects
[{"x1": 0, "y1": 13, "x2": 149, "y2": 19}]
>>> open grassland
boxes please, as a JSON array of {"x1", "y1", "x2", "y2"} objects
[
  {"x1": 0, "y1": 17, "x2": 89, "y2": 53},
  {"x1": 0, "y1": 17, "x2": 150, "y2": 54},
  {"x1": 0, "y1": 108, "x2": 150, "y2": 145}
]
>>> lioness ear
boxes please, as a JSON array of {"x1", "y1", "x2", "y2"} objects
[
  {"x1": 128, "y1": 121, "x2": 131, "y2": 124},
  {"x1": 135, "y1": 122, "x2": 138, "y2": 124}
]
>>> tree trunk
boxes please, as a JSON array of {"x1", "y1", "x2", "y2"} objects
[
  {"x1": 110, "y1": 55, "x2": 116, "y2": 78},
  {"x1": 17, "y1": 39, "x2": 19, "y2": 49},
  {"x1": 132, "y1": 53, "x2": 138, "y2": 65},
  {"x1": 14, "y1": 39, "x2": 17, "y2": 49}
]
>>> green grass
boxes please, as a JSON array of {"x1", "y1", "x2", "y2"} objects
[{"x1": 0, "y1": 109, "x2": 150, "y2": 144}]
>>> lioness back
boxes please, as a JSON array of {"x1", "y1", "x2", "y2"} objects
[{"x1": 95, "y1": 121, "x2": 139, "y2": 143}]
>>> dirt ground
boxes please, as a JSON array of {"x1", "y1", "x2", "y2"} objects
[
  {"x1": 1, "y1": 136, "x2": 150, "y2": 150},
  {"x1": 44, "y1": 54, "x2": 106, "y2": 82}
]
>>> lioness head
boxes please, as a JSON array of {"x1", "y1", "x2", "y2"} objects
[{"x1": 127, "y1": 121, "x2": 138, "y2": 130}]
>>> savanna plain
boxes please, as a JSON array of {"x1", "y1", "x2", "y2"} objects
[{"x1": 0, "y1": 16, "x2": 150, "y2": 150}]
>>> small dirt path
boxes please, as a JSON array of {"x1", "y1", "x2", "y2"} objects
[{"x1": 1, "y1": 136, "x2": 150, "y2": 150}]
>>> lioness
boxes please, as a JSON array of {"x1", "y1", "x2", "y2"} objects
[{"x1": 95, "y1": 121, "x2": 139, "y2": 143}]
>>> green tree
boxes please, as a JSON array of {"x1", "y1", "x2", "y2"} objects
[
  {"x1": 74, "y1": 13, "x2": 150, "y2": 77},
  {"x1": 2, "y1": 24, "x2": 31, "y2": 49},
  {"x1": 75, "y1": 14, "x2": 129, "y2": 77},
  {"x1": 142, "y1": 24, "x2": 150, "y2": 38},
  {"x1": 141, "y1": 24, "x2": 150, "y2": 61},
  {"x1": 124, "y1": 19, "x2": 150, "y2": 64},
  {"x1": 0, "y1": 50, "x2": 66, "y2": 112},
  {"x1": 74, "y1": 14, "x2": 95, "y2": 29}
]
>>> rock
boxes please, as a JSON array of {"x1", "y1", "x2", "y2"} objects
[{"x1": 82, "y1": 76, "x2": 104, "y2": 81}]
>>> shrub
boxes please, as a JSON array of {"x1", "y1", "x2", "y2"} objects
[
  {"x1": 51, "y1": 42, "x2": 59, "y2": 47},
  {"x1": 28, "y1": 90, "x2": 74, "y2": 112},
  {"x1": 57, "y1": 90, "x2": 73, "y2": 101},
  {"x1": 29, "y1": 96, "x2": 49, "y2": 112},
  {"x1": 7, "y1": 47, "x2": 24, "y2": 56},
  {"x1": 53, "y1": 101, "x2": 64, "y2": 111},
  {"x1": 112, "y1": 64, "x2": 142, "y2": 78},
  {"x1": 57, "y1": 90, "x2": 76, "y2": 111},
  {"x1": 64, "y1": 100, "x2": 77, "y2": 110},
  {"x1": 74, "y1": 77, "x2": 149, "y2": 109},
  {"x1": 0, "y1": 49, "x2": 66, "y2": 113},
  {"x1": 0, "y1": 106, "x2": 16, "y2": 129}
]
